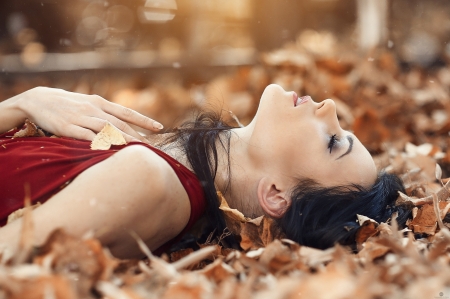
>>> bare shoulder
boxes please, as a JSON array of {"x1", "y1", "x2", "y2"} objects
[
  {"x1": 105, "y1": 144, "x2": 192, "y2": 253},
  {"x1": 111, "y1": 144, "x2": 178, "y2": 186},
  {"x1": 111, "y1": 144, "x2": 192, "y2": 206},
  {"x1": 109, "y1": 143, "x2": 192, "y2": 216},
  {"x1": 114, "y1": 145, "x2": 191, "y2": 197}
]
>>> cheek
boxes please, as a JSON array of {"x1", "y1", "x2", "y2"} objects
[{"x1": 275, "y1": 129, "x2": 327, "y2": 174}]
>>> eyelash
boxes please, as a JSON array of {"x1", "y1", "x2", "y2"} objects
[{"x1": 328, "y1": 134, "x2": 338, "y2": 153}]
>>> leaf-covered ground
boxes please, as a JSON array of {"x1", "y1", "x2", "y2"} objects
[{"x1": 2, "y1": 38, "x2": 450, "y2": 298}]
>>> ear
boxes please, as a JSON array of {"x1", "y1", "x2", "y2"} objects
[{"x1": 257, "y1": 177, "x2": 291, "y2": 218}]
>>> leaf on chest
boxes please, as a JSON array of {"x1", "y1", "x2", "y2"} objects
[{"x1": 91, "y1": 123, "x2": 126, "y2": 150}]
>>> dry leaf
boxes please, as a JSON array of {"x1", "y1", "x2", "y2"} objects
[
  {"x1": 13, "y1": 119, "x2": 45, "y2": 138},
  {"x1": 435, "y1": 163, "x2": 442, "y2": 181},
  {"x1": 7, "y1": 202, "x2": 41, "y2": 224},
  {"x1": 396, "y1": 191, "x2": 433, "y2": 208},
  {"x1": 258, "y1": 239, "x2": 295, "y2": 274},
  {"x1": 355, "y1": 216, "x2": 380, "y2": 245},
  {"x1": 33, "y1": 229, "x2": 118, "y2": 297},
  {"x1": 198, "y1": 259, "x2": 236, "y2": 284},
  {"x1": 240, "y1": 217, "x2": 285, "y2": 251},
  {"x1": 217, "y1": 191, "x2": 248, "y2": 223},
  {"x1": 407, "y1": 203, "x2": 450, "y2": 235},
  {"x1": 90, "y1": 123, "x2": 126, "y2": 150},
  {"x1": 358, "y1": 240, "x2": 391, "y2": 263},
  {"x1": 353, "y1": 109, "x2": 390, "y2": 153}
]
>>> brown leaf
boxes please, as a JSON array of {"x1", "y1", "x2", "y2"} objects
[
  {"x1": 161, "y1": 273, "x2": 213, "y2": 299},
  {"x1": 198, "y1": 258, "x2": 236, "y2": 284},
  {"x1": 358, "y1": 240, "x2": 391, "y2": 263},
  {"x1": 355, "y1": 219, "x2": 379, "y2": 245},
  {"x1": 170, "y1": 248, "x2": 194, "y2": 264},
  {"x1": 33, "y1": 229, "x2": 118, "y2": 297},
  {"x1": 239, "y1": 217, "x2": 285, "y2": 251},
  {"x1": 13, "y1": 119, "x2": 45, "y2": 138},
  {"x1": 259, "y1": 239, "x2": 296, "y2": 274},
  {"x1": 6, "y1": 275, "x2": 77, "y2": 299},
  {"x1": 407, "y1": 203, "x2": 450, "y2": 235},
  {"x1": 396, "y1": 191, "x2": 433, "y2": 208},
  {"x1": 353, "y1": 109, "x2": 390, "y2": 153},
  {"x1": 218, "y1": 191, "x2": 248, "y2": 223}
]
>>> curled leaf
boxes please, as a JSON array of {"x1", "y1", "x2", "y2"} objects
[
  {"x1": 13, "y1": 119, "x2": 45, "y2": 138},
  {"x1": 218, "y1": 191, "x2": 248, "y2": 222}
]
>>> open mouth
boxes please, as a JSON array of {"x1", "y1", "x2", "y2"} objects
[{"x1": 294, "y1": 95, "x2": 311, "y2": 107}]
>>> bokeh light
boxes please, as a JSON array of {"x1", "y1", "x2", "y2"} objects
[{"x1": 139, "y1": 0, "x2": 177, "y2": 23}]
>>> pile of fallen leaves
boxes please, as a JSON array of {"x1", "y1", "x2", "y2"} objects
[
  {"x1": 3, "y1": 183, "x2": 450, "y2": 299},
  {"x1": 3, "y1": 35, "x2": 450, "y2": 298}
]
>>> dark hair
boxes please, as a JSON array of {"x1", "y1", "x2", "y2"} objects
[
  {"x1": 278, "y1": 174, "x2": 410, "y2": 250},
  {"x1": 164, "y1": 112, "x2": 410, "y2": 250},
  {"x1": 161, "y1": 112, "x2": 235, "y2": 246}
]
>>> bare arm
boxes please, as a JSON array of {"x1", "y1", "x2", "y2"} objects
[
  {"x1": 0, "y1": 145, "x2": 191, "y2": 259},
  {"x1": 0, "y1": 87, "x2": 164, "y2": 142}
]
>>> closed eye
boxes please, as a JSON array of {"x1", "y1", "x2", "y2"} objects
[{"x1": 336, "y1": 135, "x2": 354, "y2": 160}]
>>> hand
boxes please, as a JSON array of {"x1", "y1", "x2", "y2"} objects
[{"x1": 17, "y1": 87, "x2": 164, "y2": 142}]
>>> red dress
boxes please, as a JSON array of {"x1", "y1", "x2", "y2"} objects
[{"x1": 0, "y1": 127, "x2": 206, "y2": 255}]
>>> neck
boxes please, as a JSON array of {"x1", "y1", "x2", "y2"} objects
[
  {"x1": 154, "y1": 127, "x2": 264, "y2": 218},
  {"x1": 213, "y1": 127, "x2": 265, "y2": 218}
]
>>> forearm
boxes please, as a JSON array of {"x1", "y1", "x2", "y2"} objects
[{"x1": 0, "y1": 91, "x2": 28, "y2": 134}]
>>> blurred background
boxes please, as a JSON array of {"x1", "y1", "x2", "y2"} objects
[{"x1": 2, "y1": 0, "x2": 450, "y2": 162}]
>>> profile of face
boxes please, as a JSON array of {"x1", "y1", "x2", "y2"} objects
[{"x1": 246, "y1": 84, "x2": 377, "y2": 191}]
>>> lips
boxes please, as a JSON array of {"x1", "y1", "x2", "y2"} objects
[{"x1": 294, "y1": 95, "x2": 311, "y2": 107}]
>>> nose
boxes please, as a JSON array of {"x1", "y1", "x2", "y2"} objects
[{"x1": 315, "y1": 99, "x2": 341, "y2": 130}]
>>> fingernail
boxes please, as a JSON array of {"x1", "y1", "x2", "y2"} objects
[{"x1": 153, "y1": 122, "x2": 164, "y2": 130}]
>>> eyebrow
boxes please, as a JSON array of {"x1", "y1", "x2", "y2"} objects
[{"x1": 336, "y1": 135, "x2": 353, "y2": 160}]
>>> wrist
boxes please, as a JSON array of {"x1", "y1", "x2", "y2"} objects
[
  {"x1": 0, "y1": 89, "x2": 31, "y2": 133},
  {"x1": 13, "y1": 88, "x2": 34, "y2": 121}
]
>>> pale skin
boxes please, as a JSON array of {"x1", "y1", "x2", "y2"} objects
[{"x1": 0, "y1": 84, "x2": 377, "y2": 259}]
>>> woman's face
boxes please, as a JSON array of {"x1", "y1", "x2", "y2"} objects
[{"x1": 246, "y1": 84, "x2": 377, "y2": 188}]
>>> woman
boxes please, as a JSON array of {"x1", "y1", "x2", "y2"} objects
[{"x1": 0, "y1": 85, "x2": 408, "y2": 259}]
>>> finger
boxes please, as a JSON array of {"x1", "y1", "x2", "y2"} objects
[
  {"x1": 77, "y1": 116, "x2": 144, "y2": 144},
  {"x1": 100, "y1": 101, "x2": 164, "y2": 132},
  {"x1": 68, "y1": 123, "x2": 139, "y2": 144},
  {"x1": 65, "y1": 125, "x2": 97, "y2": 141},
  {"x1": 121, "y1": 131, "x2": 143, "y2": 143}
]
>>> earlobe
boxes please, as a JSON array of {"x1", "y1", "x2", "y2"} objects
[{"x1": 257, "y1": 177, "x2": 290, "y2": 218}]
